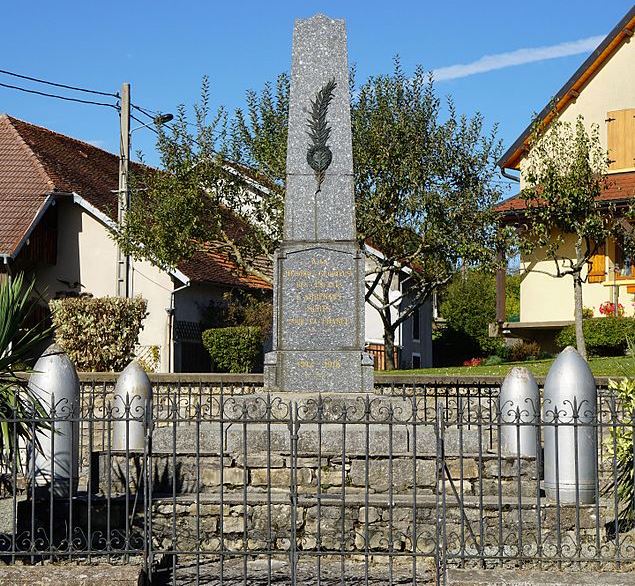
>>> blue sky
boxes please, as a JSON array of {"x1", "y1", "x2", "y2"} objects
[{"x1": 1, "y1": 1, "x2": 632, "y2": 196}]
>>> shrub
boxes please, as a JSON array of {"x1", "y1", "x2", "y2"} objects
[
  {"x1": 508, "y1": 341, "x2": 542, "y2": 362},
  {"x1": 50, "y1": 296, "x2": 148, "y2": 371},
  {"x1": 582, "y1": 307, "x2": 594, "y2": 319},
  {"x1": 556, "y1": 317, "x2": 635, "y2": 356},
  {"x1": 484, "y1": 355, "x2": 504, "y2": 366},
  {"x1": 437, "y1": 271, "x2": 505, "y2": 365},
  {"x1": 462, "y1": 357, "x2": 483, "y2": 367},
  {"x1": 202, "y1": 326, "x2": 263, "y2": 373}
]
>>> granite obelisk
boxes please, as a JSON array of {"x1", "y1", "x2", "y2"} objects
[{"x1": 264, "y1": 14, "x2": 374, "y2": 393}]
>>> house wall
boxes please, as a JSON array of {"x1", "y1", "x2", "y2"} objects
[
  {"x1": 520, "y1": 232, "x2": 630, "y2": 322},
  {"x1": 34, "y1": 199, "x2": 175, "y2": 372},
  {"x1": 519, "y1": 36, "x2": 635, "y2": 188},
  {"x1": 518, "y1": 35, "x2": 635, "y2": 323},
  {"x1": 399, "y1": 298, "x2": 433, "y2": 369}
]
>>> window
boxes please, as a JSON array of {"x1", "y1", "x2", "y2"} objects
[
  {"x1": 412, "y1": 353, "x2": 421, "y2": 369},
  {"x1": 615, "y1": 235, "x2": 633, "y2": 278},
  {"x1": 412, "y1": 305, "x2": 420, "y2": 341}
]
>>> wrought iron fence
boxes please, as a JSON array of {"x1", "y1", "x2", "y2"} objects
[{"x1": 0, "y1": 377, "x2": 633, "y2": 585}]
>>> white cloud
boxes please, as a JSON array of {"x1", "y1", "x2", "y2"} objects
[
  {"x1": 85, "y1": 139, "x2": 105, "y2": 148},
  {"x1": 432, "y1": 35, "x2": 605, "y2": 81}
]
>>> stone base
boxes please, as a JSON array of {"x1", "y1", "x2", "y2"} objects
[{"x1": 264, "y1": 349, "x2": 374, "y2": 392}]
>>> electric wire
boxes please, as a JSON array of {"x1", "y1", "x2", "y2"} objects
[
  {"x1": 0, "y1": 68, "x2": 118, "y2": 97},
  {"x1": 0, "y1": 81, "x2": 119, "y2": 108}
]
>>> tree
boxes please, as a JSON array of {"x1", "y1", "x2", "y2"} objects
[
  {"x1": 519, "y1": 114, "x2": 631, "y2": 360},
  {"x1": 115, "y1": 78, "x2": 281, "y2": 285},
  {"x1": 233, "y1": 62, "x2": 505, "y2": 369},
  {"x1": 438, "y1": 270, "x2": 505, "y2": 362},
  {"x1": 352, "y1": 63, "x2": 504, "y2": 368}
]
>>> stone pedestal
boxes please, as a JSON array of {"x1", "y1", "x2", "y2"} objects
[{"x1": 264, "y1": 14, "x2": 373, "y2": 393}]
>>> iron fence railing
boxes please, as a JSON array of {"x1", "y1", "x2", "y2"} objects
[{"x1": 0, "y1": 378, "x2": 632, "y2": 585}]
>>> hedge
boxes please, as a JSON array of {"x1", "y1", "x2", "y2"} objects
[
  {"x1": 556, "y1": 317, "x2": 635, "y2": 356},
  {"x1": 50, "y1": 296, "x2": 148, "y2": 371},
  {"x1": 202, "y1": 326, "x2": 263, "y2": 373}
]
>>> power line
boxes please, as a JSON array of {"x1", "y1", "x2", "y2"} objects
[
  {"x1": 0, "y1": 68, "x2": 117, "y2": 97},
  {"x1": 131, "y1": 103, "x2": 159, "y2": 120},
  {"x1": 0, "y1": 80, "x2": 119, "y2": 109}
]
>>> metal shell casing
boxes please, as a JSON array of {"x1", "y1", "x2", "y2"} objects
[
  {"x1": 28, "y1": 344, "x2": 80, "y2": 497},
  {"x1": 543, "y1": 346, "x2": 597, "y2": 504},
  {"x1": 499, "y1": 367, "x2": 540, "y2": 457},
  {"x1": 113, "y1": 361, "x2": 152, "y2": 452}
]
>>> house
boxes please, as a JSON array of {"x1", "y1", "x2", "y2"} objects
[
  {"x1": 0, "y1": 114, "x2": 432, "y2": 371},
  {"x1": 495, "y1": 6, "x2": 635, "y2": 349},
  {"x1": 0, "y1": 114, "x2": 271, "y2": 372}
]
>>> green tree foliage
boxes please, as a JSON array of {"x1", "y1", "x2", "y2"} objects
[
  {"x1": 50, "y1": 296, "x2": 147, "y2": 371},
  {"x1": 519, "y1": 114, "x2": 633, "y2": 360},
  {"x1": 202, "y1": 326, "x2": 263, "y2": 373},
  {"x1": 115, "y1": 78, "x2": 281, "y2": 285},
  {"x1": 505, "y1": 273, "x2": 521, "y2": 322},
  {"x1": 556, "y1": 317, "x2": 635, "y2": 357},
  {"x1": 436, "y1": 270, "x2": 503, "y2": 364},
  {"x1": 0, "y1": 274, "x2": 50, "y2": 467},
  {"x1": 233, "y1": 61, "x2": 505, "y2": 369}
]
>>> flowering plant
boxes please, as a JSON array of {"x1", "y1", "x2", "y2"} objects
[
  {"x1": 462, "y1": 357, "x2": 483, "y2": 367},
  {"x1": 599, "y1": 301, "x2": 625, "y2": 317}
]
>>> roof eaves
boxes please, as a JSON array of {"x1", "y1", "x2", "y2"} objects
[
  {"x1": 4, "y1": 192, "x2": 56, "y2": 259},
  {"x1": 498, "y1": 6, "x2": 635, "y2": 171}
]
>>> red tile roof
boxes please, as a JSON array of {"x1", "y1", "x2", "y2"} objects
[
  {"x1": 495, "y1": 171, "x2": 635, "y2": 216},
  {"x1": 0, "y1": 114, "x2": 270, "y2": 289}
]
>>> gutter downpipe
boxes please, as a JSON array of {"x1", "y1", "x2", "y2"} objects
[
  {"x1": 501, "y1": 167, "x2": 521, "y2": 183},
  {"x1": 167, "y1": 281, "x2": 191, "y2": 373}
]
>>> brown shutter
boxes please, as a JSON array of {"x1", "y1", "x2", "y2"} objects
[
  {"x1": 588, "y1": 243, "x2": 606, "y2": 283},
  {"x1": 627, "y1": 285, "x2": 635, "y2": 294},
  {"x1": 607, "y1": 109, "x2": 635, "y2": 171}
]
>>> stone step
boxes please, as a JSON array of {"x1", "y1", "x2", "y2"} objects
[
  {"x1": 150, "y1": 423, "x2": 492, "y2": 456},
  {"x1": 446, "y1": 569, "x2": 635, "y2": 585}
]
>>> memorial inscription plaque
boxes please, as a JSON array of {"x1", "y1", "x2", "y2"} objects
[{"x1": 264, "y1": 14, "x2": 374, "y2": 393}]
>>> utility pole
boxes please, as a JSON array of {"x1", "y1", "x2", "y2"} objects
[{"x1": 117, "y1": 82, "x2": 131, "y2": 297}]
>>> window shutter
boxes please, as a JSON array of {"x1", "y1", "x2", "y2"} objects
[
  {"x1": 627, "y1": 285, "x2": 635, "y2": 294},
  {"x1": 588, "y1": 243, "x2": 606, "y2": 283},
  {"x1": 607, "y1": 109, "x2": 635, "y2": 171}
]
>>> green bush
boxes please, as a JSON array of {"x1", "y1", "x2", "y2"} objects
[
  {"x1": 508, "y1": 341, "x2": 542, "y2": 362},
  {"x1": 435, "y1": 271, "x2": 504, "y2": 365},
  {"x1": 202, "y1": 326, "x2": 263, "y2": 373},
  {"x1": 50, "y1": 296, "x2": 147, "y2": 371},
  {"x1": 556, "y1": 317, "x2": 635, "y2": 356}
]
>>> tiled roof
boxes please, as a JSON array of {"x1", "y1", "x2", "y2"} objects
[
  {"x1": 0, "y1": 114, "x2": 270, "y2": 290},
  {"x1": 495, "y1": 171, "x2": 635, "y2": 216},
  {"x1": 178, "y1": 242, "x2": 271, "y2": 289},
  {"x1": 0, "y1": 115, "x2": 55, "y2": 256}
]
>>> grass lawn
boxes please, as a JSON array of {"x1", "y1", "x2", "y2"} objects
[{"x1": 392, "y1": 355, "x2": 635, "y2": 378}]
